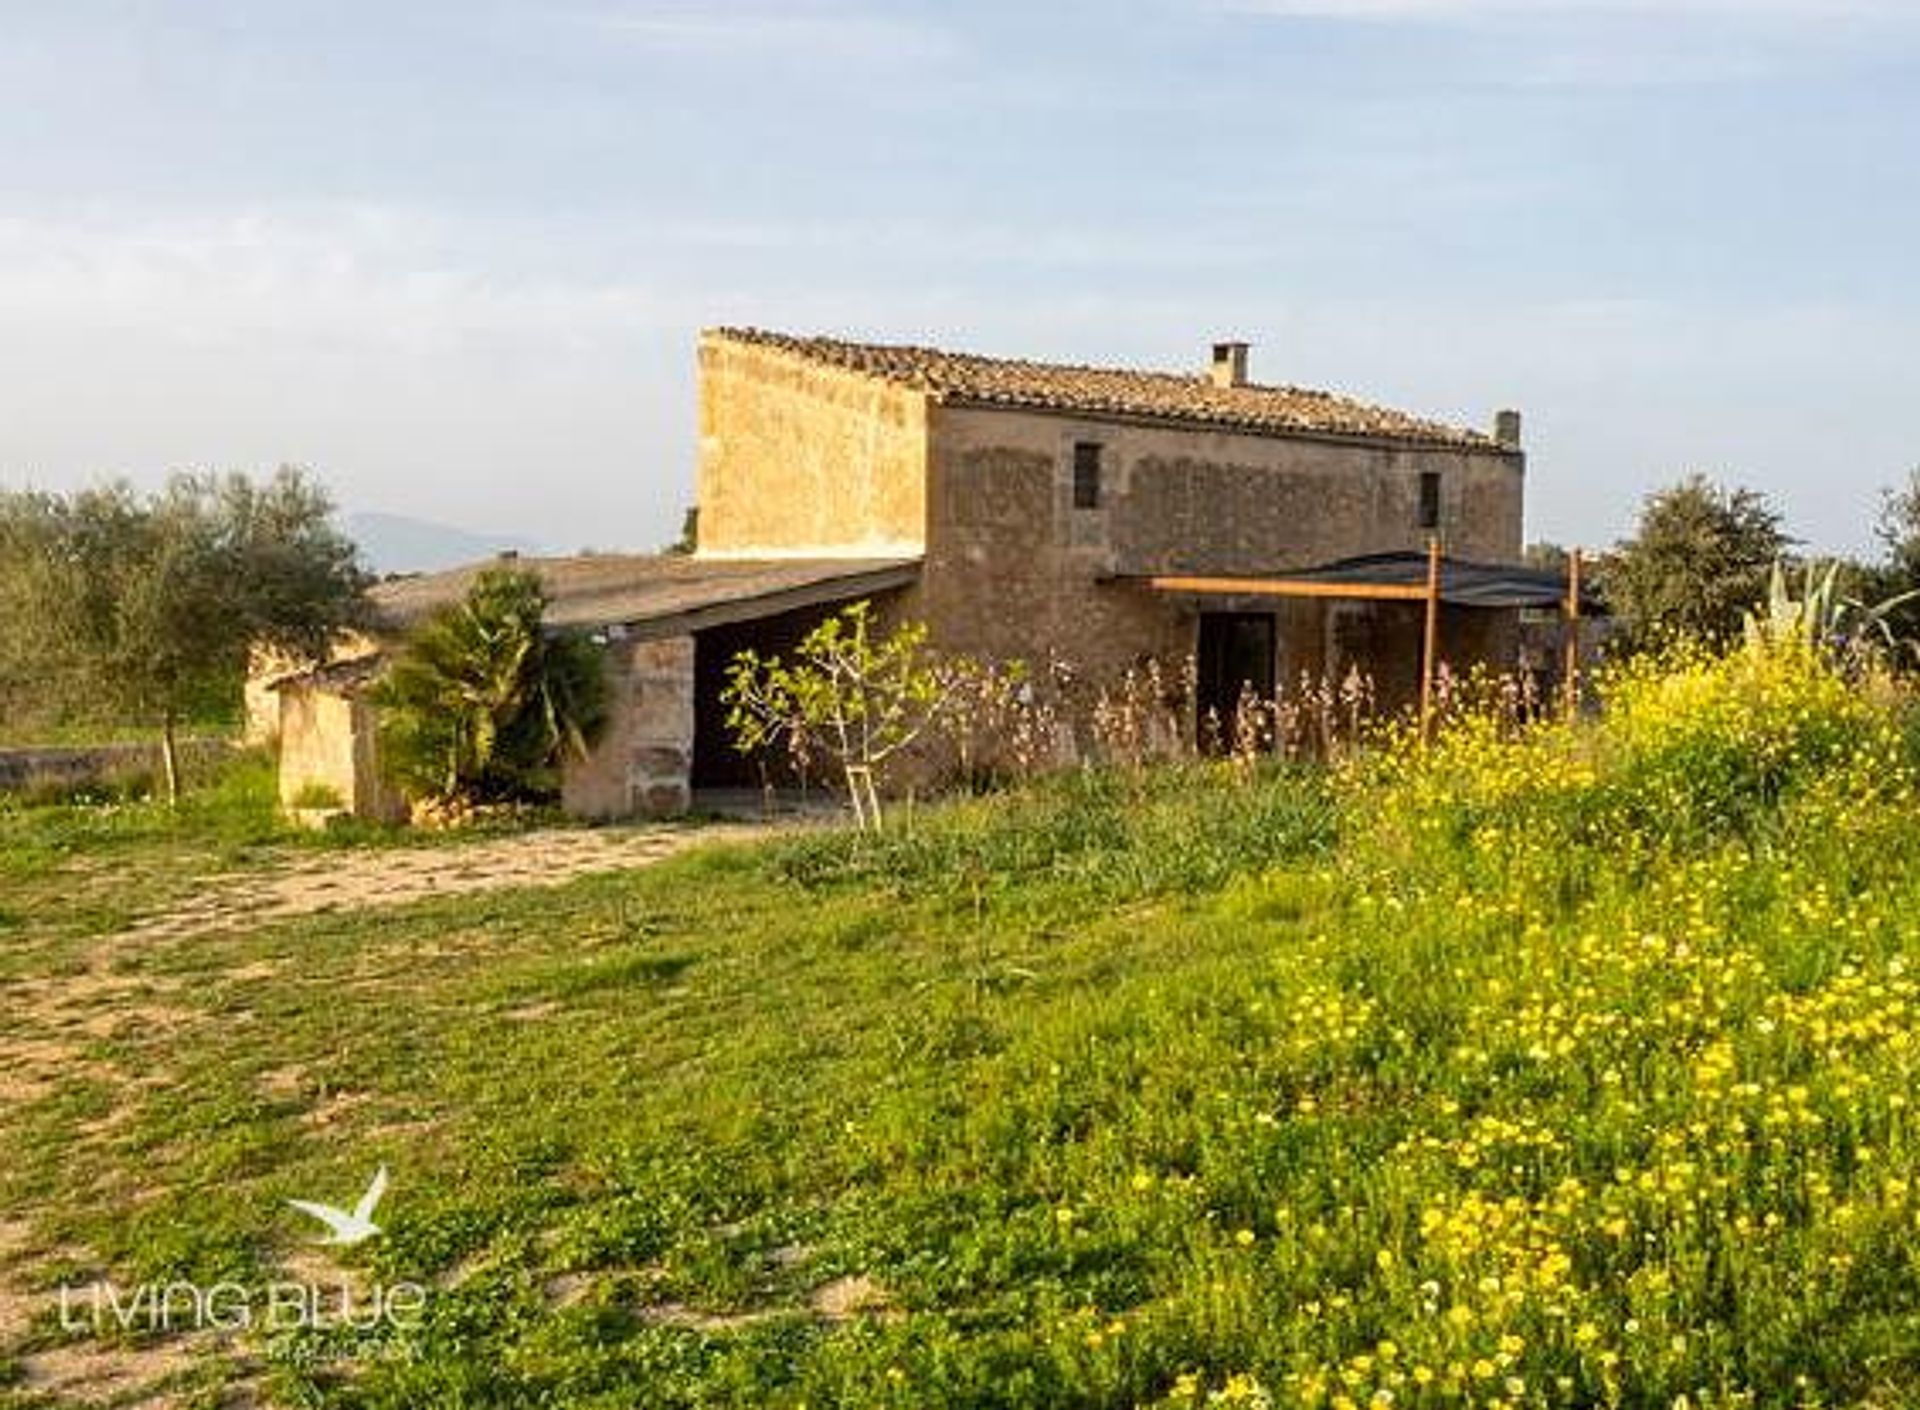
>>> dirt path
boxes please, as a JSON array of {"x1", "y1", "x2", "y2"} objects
[
  {"x1": 1, "y1": 820, "x2": 765, "y2": 1405},
  {"x1": 118, "y1": 823, "x2": 745, "y2": 943},
  {"x1": 12, "y1": 823, "x2": 753, "y2": 1103}
]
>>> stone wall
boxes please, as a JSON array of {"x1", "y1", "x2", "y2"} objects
[
  {"x1": 903, "y1": 424, "x2": 1190, "y2": 687},
  {"x1": 244, "y1": 653, "x2": 288, "y2": 745},
  {"x1": 1117, "y1": 438, "x2": 1519, "y2": 570},
  {"x1": 245, "y1": 633, "x2": 383, "y2": 745},
  {"x1": 909, "y1": 404, "x2": 1527, "y2": 714},
  {"x1": 276, "y1": 686, "x2": 402, "y2": 821},
  {"x1": 562, "y1": 635, "x2": 696, "y2": 818},
  {"x1": 0, "y1": 740, "x2": 229, "y2": 795},
  {"x1": 929, "y1": 405, "x2": 1523, "y2": 578},
  {"x1": 696, "y1": 333, "x2": 930, "y2": 557}
]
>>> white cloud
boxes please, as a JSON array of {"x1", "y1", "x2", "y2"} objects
[
  {"x1": 0, "y1": 209, "x2": 674, "y2": 350},
  {"x1": 1210, "y1": 0, "x2": 1908, "y2": 87}
]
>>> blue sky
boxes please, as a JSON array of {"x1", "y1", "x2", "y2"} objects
[{"x1": 2, "y1": 0, "x2": 1917, "y2": 558}]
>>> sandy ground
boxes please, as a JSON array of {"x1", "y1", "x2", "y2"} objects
[{"x1": 118, "y1": 823, "x2": 741, "y2": 943}]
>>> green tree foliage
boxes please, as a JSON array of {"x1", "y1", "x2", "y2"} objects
[
  {"x1": 663, "y1": 506, "x2": 699, "y2": 557},
  {"x1": 0, "y1": 469, "x2": 367, "y2": 800},
  {"x1": 722, "y1": 600, "x2": 947, "y2": 829},
  {"x1": 1604, "y1": 475, "x2": 1792, "y2": 647},
  {"x1": 1878, "y1": 467, "x2": 1920, "y2": 580},
  {"x1": 1869, "y1": 466, "x2": 1920, "y2": 653},
  {"x1": 371, "y1": 568, "x2": 608, "y2": 806}
]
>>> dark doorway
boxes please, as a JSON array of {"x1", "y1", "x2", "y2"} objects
[
  {"x1": 693, "y1": 597, "x2": 914, "y2": 790},
  {"x1": 1196, "y1": 611, "x2": 1276, "y2": 750},
  {"x1": 692, "y1": 606, "x2": 827, "y2": 789}
]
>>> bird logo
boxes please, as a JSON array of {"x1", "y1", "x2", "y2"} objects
[{"x1": 287, "y1": 1166, "x2": 389, "y2": 1246}]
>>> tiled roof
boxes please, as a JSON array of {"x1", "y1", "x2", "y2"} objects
[
  {"x1": 271, "y1": 652, "x2": 387, "y2": 694},
  {"x1": 711, "y1": 327, "x2": 1501, "y2": 451}
]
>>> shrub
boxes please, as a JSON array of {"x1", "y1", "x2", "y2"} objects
[
  {"x1": 1345, "y1": 634, "x2": 1911, "y2": 866},
  {"x1": 289, "y1": 781, "x2": 345, "y2": 810}
]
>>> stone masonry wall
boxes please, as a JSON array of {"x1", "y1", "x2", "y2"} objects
[
  {"x1": 562, "y1": 635, "x2": 696, "y2": 818},
  {"x1": 245, "y1": 633, "x2": 381, "y2": 745},
  {"x1": 930, "y1": 405, "x2": 1523, "y2": 579},
  {"x1": 909, "y1": 404, "x2": 1526, "y2": 712},
  {"x1": 901, "y1": 426, "x2": 1188, "y2": 688},
  {"x1": 0, "y1": 740, "x2": 228, "y2": 795},
  {"x1": 696, "y1": 333, "x2": 930, "y2": 557},
  {"x1": 276, "y1": 686, "x2": 402, "y2": 821}
]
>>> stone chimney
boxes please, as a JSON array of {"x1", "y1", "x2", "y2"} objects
[
  {"x1": 1210, "y1": 341, "x2": 1250, "y2": 389},
  {"x1": 1493, "y1": 409, "x2": 1523, "y2": 446}
]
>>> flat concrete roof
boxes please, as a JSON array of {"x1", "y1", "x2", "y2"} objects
[{"x1": 369, "y1": 554, "x2": 922, "y2": 639}]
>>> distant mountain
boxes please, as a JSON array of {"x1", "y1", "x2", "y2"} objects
[{"x1": 343, "y1": 511, "x2": 543, "y2": 576}]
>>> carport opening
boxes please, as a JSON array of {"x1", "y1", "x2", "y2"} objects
[{"x1": 692, "y1": 600, "x2": 855, "y2": 789}]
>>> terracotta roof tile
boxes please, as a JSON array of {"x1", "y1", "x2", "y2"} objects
[{"x1": 712, "y1": 327, "x2": 1501, "y2": 451}]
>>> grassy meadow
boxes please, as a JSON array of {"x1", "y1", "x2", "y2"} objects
[{"x1": 1, "y1": 640, "x2": 1917, "y2": 1407}]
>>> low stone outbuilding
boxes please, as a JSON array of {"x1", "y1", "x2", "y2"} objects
[
  {"x1": 272, "y1": 655, "x2": 404, "y2": 823},
  {"x1": 268, "y1": 555, "x2": 919, "y2": 821}
]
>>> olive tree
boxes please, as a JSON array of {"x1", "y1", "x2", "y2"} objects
[
  {"x1": 0, "y1": 469, "x2": 367, "y2": 800},
  {"x1": 1871, "y1": 467, "x2": 1920, "y2": 654},
  {"x1": 1604, "y1": 476, "x2": 1792, "y2": 648}
]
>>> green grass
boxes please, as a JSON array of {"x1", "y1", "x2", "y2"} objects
[
  {"x1": 1, "y1": 648, "x2": 1917, "y2": 1408},
  {"x1": 0, "y1": 752, "x2": 290, "y2": 945},
  {"x1": 0, "y1": 711, "x2": 240, "y2": 750},
  {"x1": 0, "y1": 751, "x2": 576, "y2": 950}
]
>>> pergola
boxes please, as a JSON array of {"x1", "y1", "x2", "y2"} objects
[{"x1": 1141, "y1": 541, "x2": 1599, "y2": 735}]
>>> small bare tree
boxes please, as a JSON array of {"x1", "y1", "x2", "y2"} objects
[{"x1": 722, "y1": 601, "x2": 948, "y2": 830}]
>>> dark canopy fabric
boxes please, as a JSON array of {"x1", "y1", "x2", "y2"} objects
[{"x1": 1255, "y1": 551, "x2": 1601, "y2": 612}]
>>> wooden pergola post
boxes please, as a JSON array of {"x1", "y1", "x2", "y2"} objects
[
  {"x1": 1563, "y1": 547, "x2": 1583, "y2": 720},
  {"x1": 1419, "y1": 536, "x2": 1442, "y2": 742}
]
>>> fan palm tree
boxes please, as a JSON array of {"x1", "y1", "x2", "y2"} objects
[{"x1": 373, "y1": 568, "x2": 608, "y2": 804}]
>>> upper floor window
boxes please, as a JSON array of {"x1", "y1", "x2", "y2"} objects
[
  {"x1": 1417, "y1": 471, "x2": 1442, "y2": 530},
  {"x1": 1072, "y1": 442, "x2": 1103, "y2": 510}
]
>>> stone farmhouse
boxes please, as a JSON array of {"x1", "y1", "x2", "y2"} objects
[{"x1": 268, "y1": 327, "x2": 1545, "y2": 820}]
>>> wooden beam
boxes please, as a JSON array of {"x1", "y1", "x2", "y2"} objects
[
  {"x1": 1419, "y1": 536, "x2": 1442, "y2": 742},
  {"x1": 1563, "y1": 547, "x2": 1583, "y2": 721},
  {"x1": 1146, "y1": 574, "x2": 1432, "y2": 603}
]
